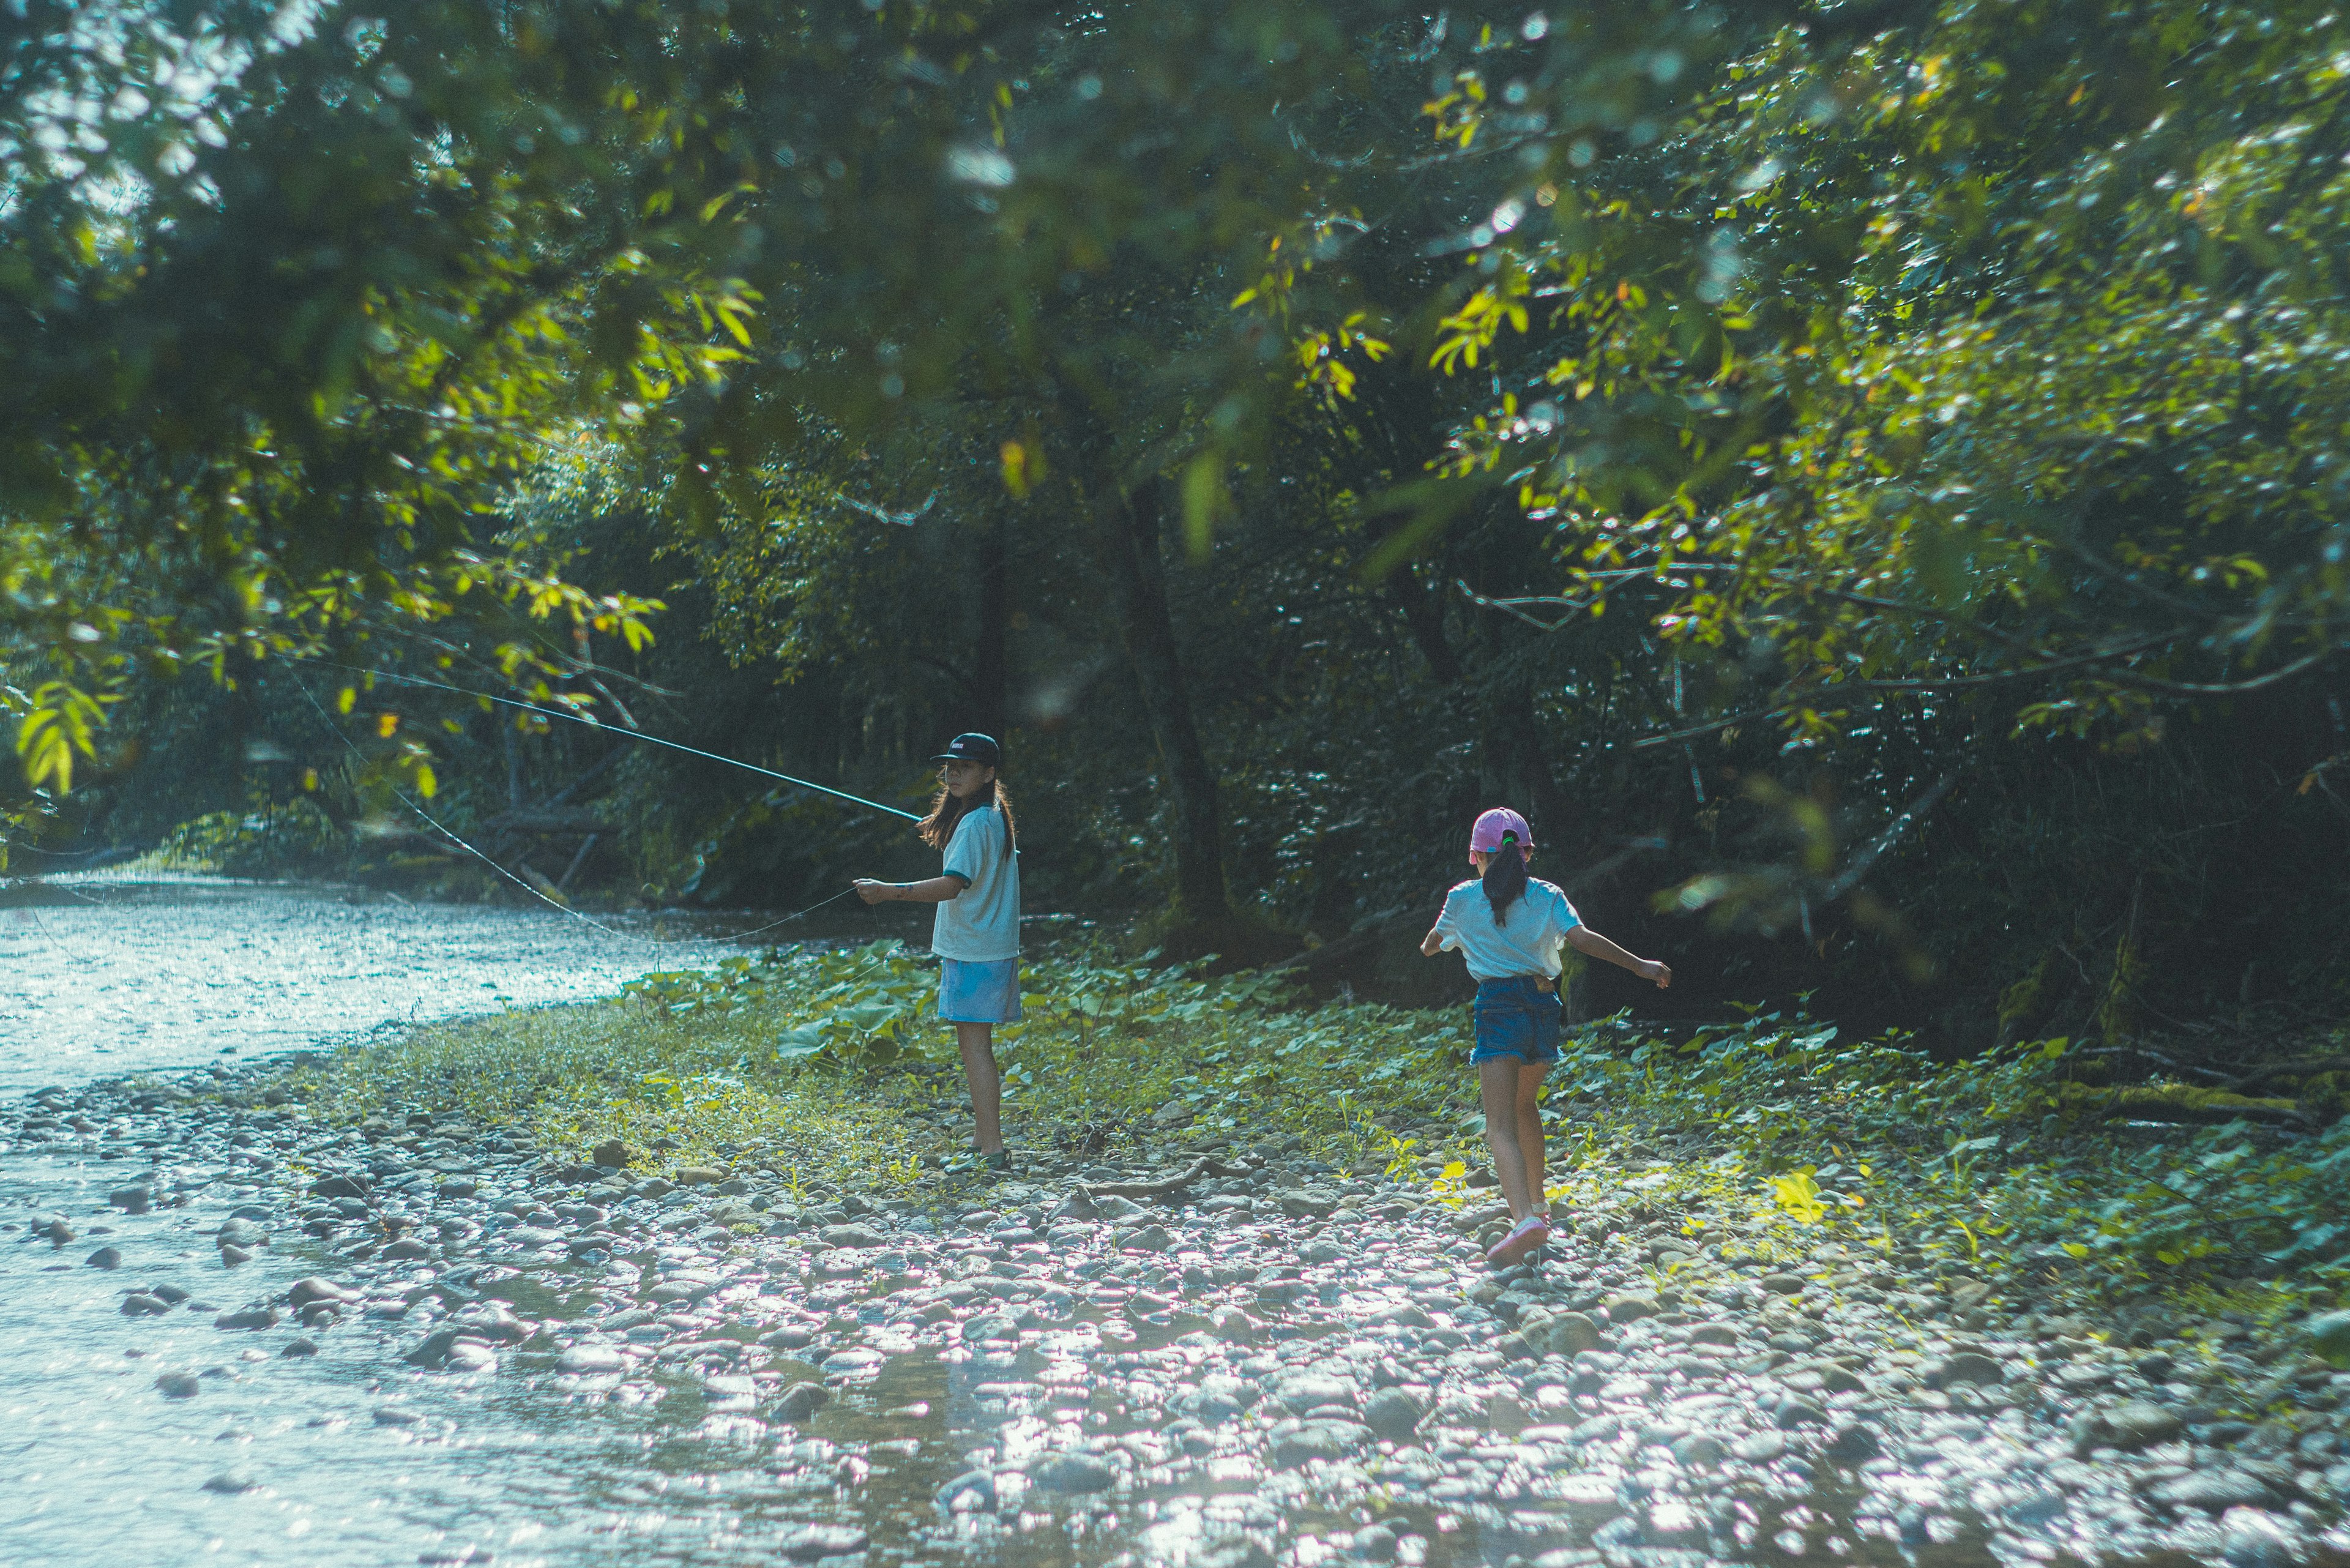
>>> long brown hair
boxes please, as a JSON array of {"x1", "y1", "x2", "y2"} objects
[{"x1": 919, "y1": 776, "x2": 1016, "y2": 851}]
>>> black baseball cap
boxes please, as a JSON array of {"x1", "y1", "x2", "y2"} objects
[{"x1": 930, "y1": 733, "x2": 1002, "y2": 767}]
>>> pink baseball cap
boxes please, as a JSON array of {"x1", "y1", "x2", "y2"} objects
[{"x1": 1469, "y1": 807, "x2": 1534, "y2": 854}]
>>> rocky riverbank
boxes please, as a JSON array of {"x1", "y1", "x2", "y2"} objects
[{"x1": 8, "y1": 1059, "x2": 2350, "y2": 1568}]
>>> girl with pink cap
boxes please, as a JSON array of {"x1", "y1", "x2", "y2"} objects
[{"x1": 1421, "y1": 807, "x2": 1672, "y2": 1266}]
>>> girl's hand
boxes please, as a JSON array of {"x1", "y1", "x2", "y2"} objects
[
  {"x1": 853, "y1": 879, "x2": 894, "y2": 905},
  {"x1": 1641, "y1": 958, "x2": 1673, "y2": 989}
]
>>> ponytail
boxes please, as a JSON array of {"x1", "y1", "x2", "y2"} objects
[{"x1": 1482, "y1": 832, "x2": 1530, "y2": 925}]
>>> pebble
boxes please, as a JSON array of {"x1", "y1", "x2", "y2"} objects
[
  {"x1": 84, "y1": 1246, "x2": 122, "y2": 1271},
  {"x1": 1026, "y1": 1452, "x2": 1115, "y2": 1492},
  {"x1": 202, "y1": 1471, "x2": 258, "y2": 1495}
]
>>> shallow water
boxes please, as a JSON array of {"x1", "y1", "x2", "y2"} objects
[{"x1": 0, "y1": 875, "x2": 752, "y2": 1093}]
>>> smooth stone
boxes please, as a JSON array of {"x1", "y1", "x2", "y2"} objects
[
  {"x1": 1775, "y1": 1398, "x2": 1830, "y2": 1430},
  {"x1": 1271, "y1": 1419, "x2": 1371, "y2": 1467},
  {"x1": 373, "y1": 1407, "x2": 423, "y2": 1427},
  {"x1": 155, "y1": 1373, "x2": 201, "y2": 1398},
  {"x1": 1604, "y1": 1293, "x2": 1660, "y2": 1323},
  {"x1": 1826, "y1": 1421, "x2": 1883, "y2": 1462},
  {"x1": 214, "y1": 1306, "x2": 279, "y2": 1331},
  {"x1": 774, "y1": 1381, "x2": 830, "y2": 1422},
  {"x1": 557, "y1": 1343, "x2": 626, "y2": 1375},
  {"x1": 280, "y1": 1338, "x2": 319, "y2": 1359},
  {"x1": 2149, "y1": 1470, "x2": 2276, "y2": 1512},
  {"x1": 1734, "y1": 1430, "x2": 1788, "y2": 1462},
  {"x1": 2102, "y1": 1399, "x2": 2187, "y2": 1450},
  {"x1": 1028, "y1": 1452, "x2": 1116, "y2": 1492},
  {"x1": 775, "y1": 1524, "x2": 869, "y2": 1560},
  {"x1": 1927, "y1": 1351, "x2": 2005, "y2": 1387},
  {"x1": 1363, "y1": 1387, "x2": 1427, "y2": 1443},
  {"x1": 1671, "y1": 1433, "x2": 1728, "y2": 1466},
  {"x1": 202, "y1": 1471, "x2": 258, "y2": 1494},
  {"x1": 108, "y1": 1186, "x2": 154, "y2": 1215},
  {"x1": 85, "y1": 1246, "x2": 122, "y2": 1271},
  {"x1": 219, "y1": 1244, "x2": 255, "y2": 1267}
]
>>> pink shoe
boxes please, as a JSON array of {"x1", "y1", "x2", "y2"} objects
[{"x1": 1486, "y1": 1214, "x2": 1553, "y2": 1267}]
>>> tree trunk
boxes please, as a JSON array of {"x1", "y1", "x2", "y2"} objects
[
  {"x1": 1097, "y1": 475, "x2": 1230, "y2": 924},
  {"x1": 972, "y1": 510, "x2": 1011, "y2": 739}
]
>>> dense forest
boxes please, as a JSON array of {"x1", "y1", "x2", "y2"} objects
[{"x1": 5, "y1": 0, "x2": 2346, "y2": 1053}]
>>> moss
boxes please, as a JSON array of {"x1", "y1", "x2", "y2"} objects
[{"x1": 2060, "y1": 1081, "x2": 2301, "y2": 1123}]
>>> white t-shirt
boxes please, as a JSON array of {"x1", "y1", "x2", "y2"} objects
[
  {"x1": 1433, "y1": 876, "x2": 1581, "y2": 981},
  {"x1": 933, "y1": 805, "x2": 1020, "y2": 962}
]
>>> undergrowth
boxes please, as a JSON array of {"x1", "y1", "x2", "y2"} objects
[{"x1": 278, "y1": 937, "x2": 2350, "y2": 1314}]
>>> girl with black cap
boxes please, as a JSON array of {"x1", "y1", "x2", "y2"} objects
[{"x1": 855, "y1": 734, "x2": 1021, "y2": 1172}]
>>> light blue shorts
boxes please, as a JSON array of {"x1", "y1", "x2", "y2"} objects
[{"x1": 939, "y1": 957, "x2": 1023, "y2": 1025}]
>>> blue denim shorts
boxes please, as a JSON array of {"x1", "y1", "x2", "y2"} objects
[
  {"x1": 939, "y1": 957, "x2": 1023, "y2": 1025},
  {"x1": 1471, "y1": 976, "x2": 1562, "y2": 1064}
]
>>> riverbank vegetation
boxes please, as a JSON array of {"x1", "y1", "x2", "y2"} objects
[{"x1": 274, "y1": 933, "x2": 2350, "y2": 1332}]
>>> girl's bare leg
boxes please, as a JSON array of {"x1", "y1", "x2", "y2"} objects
[
  {"x1": 1479, "y1": 1058, "x2": 1539, "y2": 1220},
  {"x1": 1516, "y1": 1060, "x2": 1550, "y2": 1214},
  {"x1": 955, "y1": 1022, "x2": 1004, "y2": 1155}
]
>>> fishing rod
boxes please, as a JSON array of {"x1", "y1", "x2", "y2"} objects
[
  {"x1": 326, "y1": 665, "x2": 923, "y2": 823},
  {"x1": 294, "y1": 681, "x2": 874, "y2": 948}
]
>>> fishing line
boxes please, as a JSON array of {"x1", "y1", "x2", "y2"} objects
[
  {"x1": 294, "y1": 681, "x2": 868, "y2": 949},
  {"x1": 321, "y1": 664, "x2": 922, "y2": 822}
]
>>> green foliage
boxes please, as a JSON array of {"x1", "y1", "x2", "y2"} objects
[{"x1": 152, "y1": 796, "x2": 349, "y2": 879}]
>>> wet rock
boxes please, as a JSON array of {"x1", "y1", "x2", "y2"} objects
[
  {"x1": 287, "y1": 1277, "x2": 357, "y2": 1311},
  {"x1": 1363, "y1": 1387, "x2": 1428, "y2": 1442},
  {"x1": 961, "y1": 1313, "x2": 1020, "y2": 1344},
  {"x1": 1775, "y1": 1397, "x2": 1830, "y2": 1430},
  {"x1": 122, "y1": 1293, "x2": 172, "y2": 1316},
  {"x1": 1521, "y1": 1309, "x2": 1606, "y2": 1357},
  {"x1": 380, "y1": 1238, "x2": 433, "y2": 1262},
  {"x1": 775, "y1": 1524, "x2": 869, "y2": 1561},
  {"x1": 1211, "y1": 1309, "x2": 1260, "y2": 1345},
  {"x1": 774, "y1": 1381, "x2": 830, "y2": 1422},
  {"x1": 1193, "y1": 1540, "x2": 1277, "y2": 1568},
  {"x1": 936, "y1": 1471, "x2": 996, "y2": 1513},
  {"x1": 1119, "y1": 1223, "x2": 1174, "y2": 1252},
  {"x1": 2149, "y1": 1469, "x2": 2277, "y2": 1512},
  {"x1": 1274, "y1": 1372, "x2": 1356, "y2": 1414},
  {"x1": 108, "y1": 1185, "x2": 154, "y2": 1215},
  {"x1": 36, "y1": 1217, "x2": 75, "y2": 1246},
  {"x1": 1352, "y1": 1525, "x2": 1398, "y2": 1562},
  {"x1": 1671, "y1": 1433, "x2": 1728, "y2": 1466},
  {"x1": 201, "y1": 1471, "x2": 258, "y2": 1494},
  {"x1": 1925, "y1": 1351, "x2": 2005, "y2": 1388},
  {"x1": 1733, "y1": 1430, "x2": 1788, "y2": 1463},
  {"x1": 820, "y1": 1224, "x2": 887, "y2": 1249},
  {"x1": 2100, "y1": 1400, "x2": 2187, "y2": 1450},
  {"x1": 85, "y1": 1246, "x2": 122, "y2": 1271},
  {"x1": 2308, "y1": 1309, "x2": 2350, "y2": 1368},
  {"x1": 556, "y1": 1343, "x2": 625, "y2": 1375},
  {"x1": 215, "y1": 1218, "x2": 266, "y2": 1249},
  {"x1": 219, "y1": 1244, "x2": 255, "y2": 1267},
  {"x1": 309, "y1": 1174, "x2": 368, "y2": 1200},
  {"x1": 1028, "y1": 1452, "x2": 1116, "y2": 1492},
  {"x1": 155, "y1": 1372, "x2": 201, "y2": 1398},
  {"x1": 405, "y1": 1327, "x2": 468, "y2": 1368},
  {"x1": 374, "y1": 1407, "x2": 423, "y2": 1427},
  {"x1": 214, "y1": 1305, "x2": 280, "y2": 1331},
  {"x1": 1271, "y1": 1419, "x2": 1371, "y2": 1467},
  {"x1": 1826, "y1": 1422, "x2": 1884, "y2": 1462},
  {"x1": 280, "y1": 1338, "x2": 319, "y2": 1359}
]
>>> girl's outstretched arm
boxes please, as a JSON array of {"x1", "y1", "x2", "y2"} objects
[
  {"x1": 1567, "y1": 925, "x2": 1671, "y2": 987},
  {"x1": 855, "y1": 875, "x2": 968, "y2": 905},
  {"x1": 1420, "y1": 925, "x2": 1444, "y2": 957}
]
